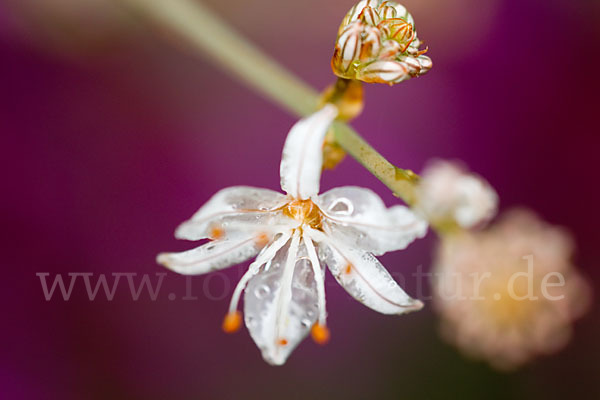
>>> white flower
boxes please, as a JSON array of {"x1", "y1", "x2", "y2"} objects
[
  {"x1": 157, "y1": 105, "x2": 427, "y2": 365},
  {"x1": 415, "y1": 160, "x2": 498, "y2": 229}
]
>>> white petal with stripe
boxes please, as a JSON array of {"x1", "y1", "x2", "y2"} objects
[
  {"x1": 175, "y1": 186, "x2": 289, "y2": 241},
  {"x1": 312, "y1": 230, "x2": 423, "y2": 315},
  {"x1": 316, "y1": 186, "x2": 428, "y2": 255},
  {"x1": 279, "y1": 105, "x2": 338, "y2": 200},
  {"x1": 157, "y1": 236, "x2": 261, "y2": 275},
  {"x1": 244, "y1": 234, "x2": 320, "y2": 365}
]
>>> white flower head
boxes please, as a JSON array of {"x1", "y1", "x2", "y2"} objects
[
  {"x1": 157, "y1": 105, "x2": 428, "y2": 365},
  {"x1": 415, "y1": 160, "x2": 498, "y2": 230}
]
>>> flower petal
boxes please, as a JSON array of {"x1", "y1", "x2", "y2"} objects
[
  {"x1": 157, "y1": 236, "x2": 261, "y2": 275},
  {"x1": 313, "y1": 231, "x2": 423, "y2": 315},
  {"x1": 175, "y1": 186, "x2": 289, "y2": 241},
  {"x1": 244, "y1": 234, "x2": 319, "y2": 365},
  {"x1": 279, "y1": 105, "x2": 338, "y2": 200},
  {"x1": 334, "y1": 21, "x2": 363, "y2": 72},
  {"x1": 357, "y1": 60, "x2": 409, "y2": 84},
  {"x1": 316, "y1": 186, "x2": 428, "y2": 255}
]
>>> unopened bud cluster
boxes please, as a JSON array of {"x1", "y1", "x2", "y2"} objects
[{"x1": 332, "y1": 0, "x2": 432, "y2": 85}]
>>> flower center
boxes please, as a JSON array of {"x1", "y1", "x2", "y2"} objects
[{"x1": 282, "y1": 199, "x2": 323, "y2": 230}]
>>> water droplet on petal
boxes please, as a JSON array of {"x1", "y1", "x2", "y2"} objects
[
  {"x1": 246, "y1": 316, "x2": 257, "y2": 328},
  {"x1": 254, "y1": 284, "x2": 270, "y2": 299},
  {"x1": 328, "y1": 198, "x2": 354, "y2": 216}
]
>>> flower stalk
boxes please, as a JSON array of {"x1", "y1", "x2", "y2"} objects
[{"x1": 123, "y1": 0, "x2": 419, "y2": 205}]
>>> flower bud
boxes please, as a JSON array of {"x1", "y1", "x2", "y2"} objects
[
  {"x1": 359, "y1": 26, "x2": 383, "y2": 61},
  {"x1": 331, "y1": 1, "x2": 431, "y2": 85},
  {"x1": 379, "y1": 39, "x2": 402, "y2": 60},
  {"x1": 416, "y1": 55, "x2": 433, "y2": 75},
  {"x1": 357, "y1": 60, "x2": 409, "y2": 84},
  {"x1": 332, "y1": 21, "x2": 364, "y2": 74},
  {"x1": 357, "y1": 5, "x2": 380, "y2": 26},
  {"x1": 378, "y1": 18, "x2": 415, "y2": 52},
  {"x1": 379, "y1": 4, "x2": 398, "y2": 20}
]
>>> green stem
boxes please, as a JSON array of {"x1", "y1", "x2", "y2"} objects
[
  {"x1": 332, "y1": 122, "x2": 419, "y2": 205},
  {"x1": 124, "y1": 0, "x2": 419, "y2": 204}
]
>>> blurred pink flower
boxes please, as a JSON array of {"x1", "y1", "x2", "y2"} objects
[{"x1": 432, "y1": 209, "x2": 591, "y2": 370}]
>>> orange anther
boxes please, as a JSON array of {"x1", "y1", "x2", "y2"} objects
[
  {"x1": 222, "y1": 311, "x2": 242, "y2": 333},
  {"x1": 311, "y1": 323, "x2": 330, "y2": 345},
  {"x1": 278, "y1": 338, "x2": 288, "y2": 346},
  {"x1": 345, "y1": 264, "x2": 353, "y2": 275},
  {"x1": 210, "y1": 225, "x2": 225, "y2": 240}
]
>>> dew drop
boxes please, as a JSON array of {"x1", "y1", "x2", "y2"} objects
[
  {"x1": 254, "y1": 284, "x2": 271, "y2": 299},
  {"x1": 246, "y1": 316, "x2": 257, "y2": 328},
  {"x1": 328, "y1": 198, "x2": 354, "y2": 215}
]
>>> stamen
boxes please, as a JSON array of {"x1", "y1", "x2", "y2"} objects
[
  {"x1": 227, "y1": 233, "x2": 291, "y2": 315},
  {"x1": 303, "y1": 231, "x2": 328, "y2": 326},
  {"x1": 311, "y1": 323, "x2": 331, "y2": 345},
  {"x1": 278, "y1": 338, "x2": 288, "y2": 346},
  {"x1": 282, "y1": 199, "x2": 323, "y2": 230},
  {"x1": 222, "y1": 311, "x2": 242, "y2": 333},
  {"x1": 274, "y1": 231, "x2": 301, "y2": 343}
]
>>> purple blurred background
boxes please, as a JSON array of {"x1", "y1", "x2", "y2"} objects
[{"x1": 1, "y1": 0, "x2": 599, "y2": 398}]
